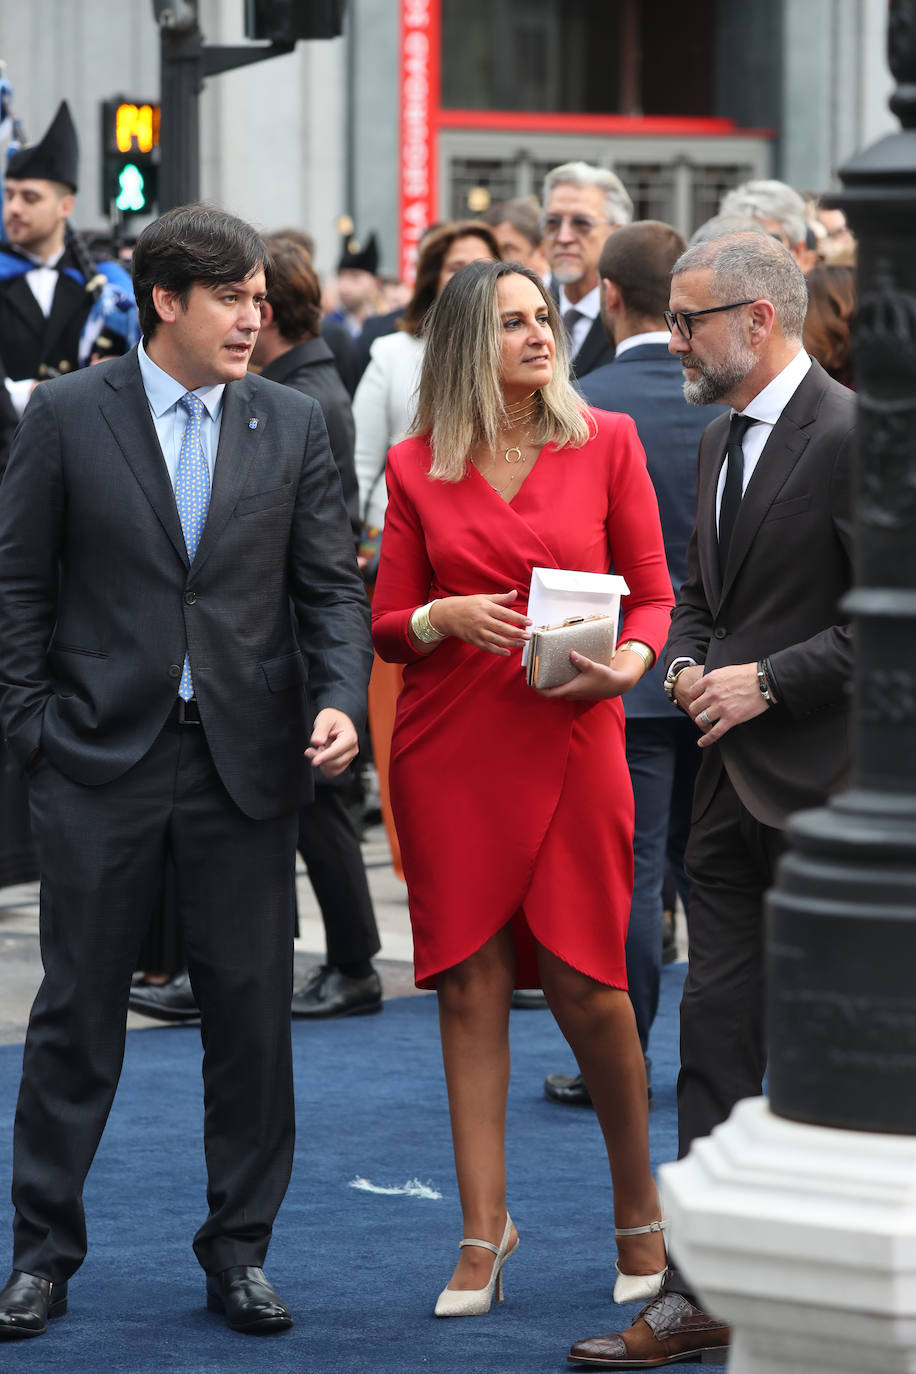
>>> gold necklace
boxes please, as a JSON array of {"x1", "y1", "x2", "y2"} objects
[{"x1": 503, "y1": 394, "x2": 540, "y2": 430}]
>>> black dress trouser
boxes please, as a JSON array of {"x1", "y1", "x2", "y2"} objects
[{"x1": 13, "y1": 717, "x2": 298, "y2": 1283}]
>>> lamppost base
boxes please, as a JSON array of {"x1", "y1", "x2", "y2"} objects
[{"x1": 661, "y1": 1097, "x2": 916, "y2": 1373}]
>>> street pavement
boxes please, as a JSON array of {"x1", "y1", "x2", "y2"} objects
[{"x1": 0, "y1": 823, "x2": 422, "y2": 1047}]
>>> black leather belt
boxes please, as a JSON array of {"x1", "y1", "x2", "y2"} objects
[{"x1": 173, "y1": 697, "x2": 202, "y2": 725}]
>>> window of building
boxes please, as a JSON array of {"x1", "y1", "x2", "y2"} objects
[{"x1": 440, "y1": 0, "x2": 716, "y2": 117}]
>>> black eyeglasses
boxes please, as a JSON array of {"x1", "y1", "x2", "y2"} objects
[{"x1": 664, "y1": 300, "x2": 755, "y2": 340}]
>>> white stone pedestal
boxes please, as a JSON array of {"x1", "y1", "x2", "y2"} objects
[{"x1": 660, "y1": 1097, "x2": 916, "y2": 1373}]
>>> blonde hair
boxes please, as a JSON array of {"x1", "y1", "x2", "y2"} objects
[{"x1": 411, "y1": 261, "x2": 591, "y2": 482}]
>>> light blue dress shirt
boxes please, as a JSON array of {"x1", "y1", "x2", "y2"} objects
[{"x1": 137, "y1": 339, "x2": 225, "y2": 488}]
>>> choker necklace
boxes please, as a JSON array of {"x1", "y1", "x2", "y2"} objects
[{"x1": 503, "y1": 392, "x2": 540, "y2": 427}]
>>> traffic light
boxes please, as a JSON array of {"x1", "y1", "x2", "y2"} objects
[
  {"x1": 100, "y1": 98, "x2": 160, "y2": 218},
  {"x1": 244, "y1": 0, "x2": 346, "y2": 43}
]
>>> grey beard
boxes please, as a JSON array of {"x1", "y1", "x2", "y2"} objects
[{"x1": 681, "y1": 341, "x2": 755, "y2": 406}]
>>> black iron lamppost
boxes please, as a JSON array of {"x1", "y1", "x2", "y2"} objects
[{"x1": 766, "y1": 0, "x2": 916, "y2": 1135}]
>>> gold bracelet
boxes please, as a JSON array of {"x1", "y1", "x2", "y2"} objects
[
  {"x1": 617, "y1": 639, "x2": 655, "y2": 672},
  {"x1": 409, "y1": 600, "x2": 447, "y2": 645}
]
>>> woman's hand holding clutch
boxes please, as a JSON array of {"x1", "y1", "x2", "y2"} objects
[
  {"x1": 538, "y1": 646, "x2": 646, "y2": 701},
  {"x1": 431, "y1": 589, "x2": 531, "y2": 656}
]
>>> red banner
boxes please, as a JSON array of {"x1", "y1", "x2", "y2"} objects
[{"x1": 398, "y1": 0, "x2": 440, "y2": 284}]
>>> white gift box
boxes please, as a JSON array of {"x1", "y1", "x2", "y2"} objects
[{"x1": 521, "y1": 566, "x2": 630, "y2": 668}]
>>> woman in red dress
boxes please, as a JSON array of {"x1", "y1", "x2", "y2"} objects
[{"x1": 372, "y1": 262, "x2": 674, "y2": 1318}]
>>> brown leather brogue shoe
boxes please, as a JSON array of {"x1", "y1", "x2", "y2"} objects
[{"x1": 568, "y1": 1290, "x2": 730, "y2": 1368}]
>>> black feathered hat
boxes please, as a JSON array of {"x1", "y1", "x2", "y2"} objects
[
  {"x1": 337, "y1": 230, "x2": 379, "y2": 275},
  {"x1": 6, "y1": 101, "x2": 79, "y2": 191}
]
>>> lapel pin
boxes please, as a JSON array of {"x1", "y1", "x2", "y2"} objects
[{"x1": 248, "y1": 418, "x2": 258, "y2": 429}]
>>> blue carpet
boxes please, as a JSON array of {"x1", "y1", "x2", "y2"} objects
[{"x1": 0, "y1": 965, "x2": 698, "y2": 1373}]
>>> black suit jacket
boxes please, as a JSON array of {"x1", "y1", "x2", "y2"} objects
[
  {"x1": 580, "y1": 343, "x2": 725, "y2": 717},
  {"x1": 0, "y1": 348, "x2": 372, "y2": 820},
  {"x1": 665, "y1": 359, "x2": 857, "y2": 829},
  {"x1": 571, "y1": 314, "x2": 615, "y2": 380},
  {"x1": 0, "y1": 245, "x2": 92, "y2": 381},
  {"x1": 260, "y1": 337, "x2": 360, "y2": 547}
]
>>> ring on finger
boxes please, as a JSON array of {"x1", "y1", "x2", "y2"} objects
[{"x1": 699, "y1": 708, "x2": 714, "y2": 727}]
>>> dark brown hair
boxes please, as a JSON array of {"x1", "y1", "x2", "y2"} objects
[
  {"x1": 482, "y1": 197, "x2": 542, "y2": 250},
  {"x1": 598, "y1": 220, "x2": 686, "y2": 321},
  {"x1": 400, "y1": 220, "x2": 501, "y2": 336},
  {"x1": 803, "y1": 264, "x2": 856, "y2": 388},
  {"x1": 132, "y1": 203, "x2": 271, "y2": 340},
  {"x1": 262, "y1": 234, "x2": 322, "y2": 341}
]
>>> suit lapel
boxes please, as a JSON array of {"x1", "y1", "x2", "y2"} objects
[
  {"x1": 572, "y1": 317, "x2": 609, "y2": 378},
  {"x1": 698, "y1": 412, "x2": 729, "y2": 604},
  {"x1": 99, "y1": 351, "x2": 189, "y2": 565},
  {"x1": 719, "y1": 362, "x2": 829, "y2": 598},
  {"x1": 43, "y1": 273, "x2": 87, "y2": 370},
  {"x1": 4, "y1": 274, "x2": 47, "y2": 339},
  {"x1": 191, "y1": 375, "x2": 265, "y2": 575}
]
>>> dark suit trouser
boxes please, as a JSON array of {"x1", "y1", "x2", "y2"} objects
[
  {"x1": 297, "y1": 782, "x2": 380, "y2": 966},
  {"x1": 625, "y1": 715, "x2": 699, "y2": 1056},
  {"x1": 13, "y1": 717, "x2": 298, "y2": 1283},
  {"x1": 676, "y1": 769, "x2": 785, "y2": 1160}
]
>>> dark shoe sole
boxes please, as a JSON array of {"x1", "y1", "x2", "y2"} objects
[
  {"x1": 206, "y1": 1293, "x2": 292, "y2": 1334},
  {"x1": 126, "y1": 1000, "x2": 201, "y2": 1024},
  {"x1": 568, "y1": 1345, "x2": 728, "y2": 1368},
  {"x1": 290, "y1": 1001, "x2": 383, "y2": 1020},
  {"x1": 0, "y1": 1295, "x2": 67, "y2": 1340},
  {"x1": 545, "y1": 1088, "x2": 594, "y2": 1108}
]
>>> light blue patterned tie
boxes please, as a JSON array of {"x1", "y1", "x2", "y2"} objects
[{"x1": 175, "y1": 391, "x2": 210, "y2": 700}]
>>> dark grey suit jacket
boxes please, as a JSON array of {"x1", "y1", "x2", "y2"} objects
[
  {"x1": 0, "y1": 348, "x2": 372, "y2": 820},
  {"x1": 571, "y1": 314, "x2": 615, "y2": 380},
  {"x1": 260, "y1": 336, "x2": 360, "y2": 547},
  {"x1": 665, "y1": 359, "x2": 857, "y2": 829}
]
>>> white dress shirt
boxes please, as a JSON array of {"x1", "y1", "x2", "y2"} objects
[
  {"x1": 559, "y1": 283, "x2": 601, "y2": 357},
  {"x1": 716, "y1": 349, "x2": 812, "y2": 524},
  {"x1": 137, "y1": 339, "x2": 224, "y2": 488}
]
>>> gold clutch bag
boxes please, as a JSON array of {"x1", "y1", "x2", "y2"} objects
[{"x1": 525, "y1": 614, "x2": 616, "y2": 690}]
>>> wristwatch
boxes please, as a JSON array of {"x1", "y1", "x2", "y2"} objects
[{"x1": 663, "y1": 656, "x2": 698, "y2": 709}]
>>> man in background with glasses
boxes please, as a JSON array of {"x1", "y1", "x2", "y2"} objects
[
  {"x1": 540, "y1": 161, "x2": 632, "y2": 380},
  {"x1": 569, "y1": 230, "x2": 856, "y2": 1370}
]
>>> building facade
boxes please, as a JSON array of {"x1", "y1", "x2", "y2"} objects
[{"x1": 0, "y1": 0, "x2": 895, "y2": 281}]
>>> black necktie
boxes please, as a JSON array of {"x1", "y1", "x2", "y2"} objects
[
  {"x1": 718, "y1": 412, "x2": 757, "y2": 576},
  {"x1": 562, "y1": 307, "x2": 582, "y2": 350}
]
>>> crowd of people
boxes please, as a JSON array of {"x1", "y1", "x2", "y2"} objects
[{"x1": 0, "y1": 98, "x2": 857, "y2": 1369}]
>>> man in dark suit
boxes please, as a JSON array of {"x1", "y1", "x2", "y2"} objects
[
  {"x1": 545, "y1": 221, "x2": 723, "y2": 1110},
  {"x1": 569, "y1": 232, "x2": 855, "y2": 1367},
  {"x1": 0, "y1": 205, "x2": 373, "y2": 1341},
  {"x1": 129, "y1": 232, "x2": 381, "y2": 1026},
  {"x1": 540, "y1": 161, "x2": 632, "y2": 380}
]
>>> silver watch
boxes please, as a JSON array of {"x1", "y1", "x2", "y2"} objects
[{"x1": 663, "y1": 656, "x2": 697, "y2": 708}]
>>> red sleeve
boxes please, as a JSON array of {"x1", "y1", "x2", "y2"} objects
[
  {"x1": 603, "y1": 414, "x2": 675, "y2": 658},
  {"x1": 371, "y1": 441, "x2": 433, "y2": 664}
]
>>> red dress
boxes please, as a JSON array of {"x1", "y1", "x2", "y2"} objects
[{"x1": 371, "y1": 409, "x2": 674, "y2": 989}]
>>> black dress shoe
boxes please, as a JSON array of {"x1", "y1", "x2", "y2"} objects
[
  {"x1": 206, "y1": 1266, "x2": 292, "y2": 1334},
  {"x1": 511, "y1": 988, "x2": 549, "y2": 1009},
  {"x1": 127, "y1": 969, "x2": 200, "y2": 1023},
  {"x1": 545, "y1": 1071, "x2": 593, "y2": 1107},
  {"x1": 0, "y1": 1270, "x2": 68, "y2": 1340},
  {"x1": 290, "y1": 964, "x2": 382, "y2": 1018}
]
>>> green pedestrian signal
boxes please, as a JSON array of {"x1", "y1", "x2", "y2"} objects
[
  {"x1": 100, "y1": 97, "x2": 160, "y2": 218},
  {"x1": 115, "y1": 163, "x2": 148, "y2": 213}
]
